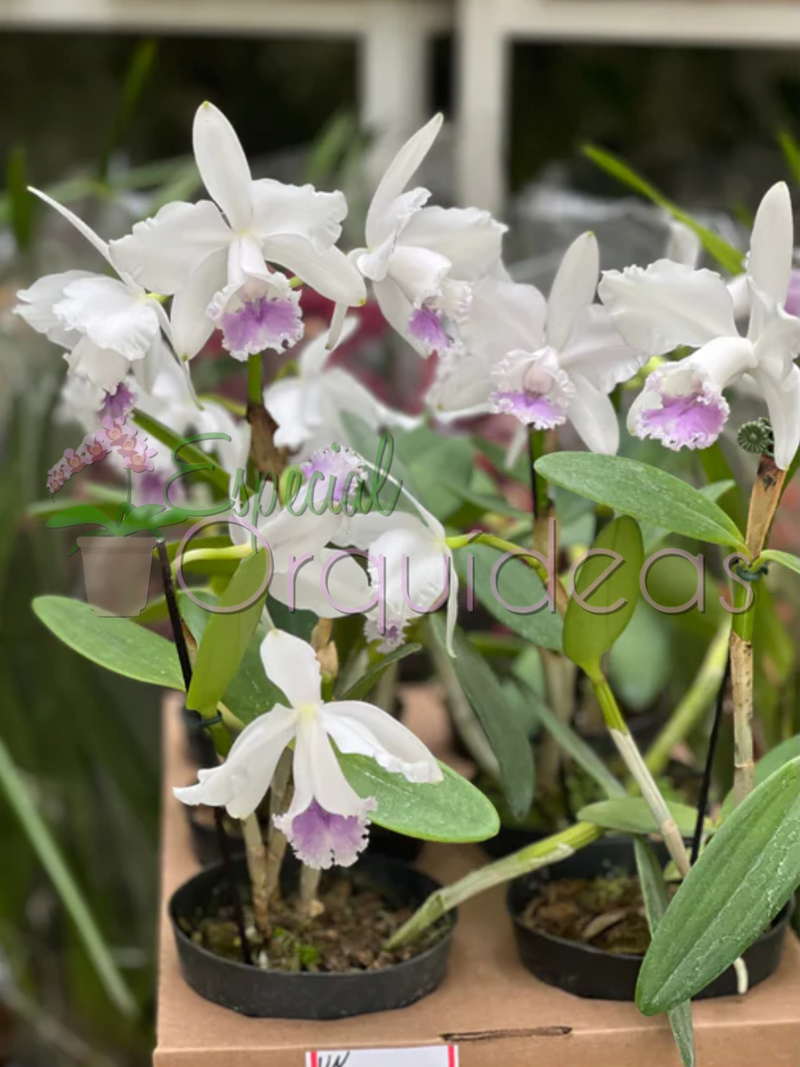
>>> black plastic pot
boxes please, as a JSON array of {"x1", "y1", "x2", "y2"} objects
[
  {"x1": 169, "y1": 852, "x2": 456, "y2": 1018},
  {"x1": 507, "y1": 839, "x2": 790, "y2": 1000}
]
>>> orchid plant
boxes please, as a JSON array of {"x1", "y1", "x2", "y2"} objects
[{"x1": 25, "y1": 103, "x2": 798, "y2": 1062}]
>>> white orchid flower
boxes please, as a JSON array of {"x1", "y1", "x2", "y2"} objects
[
  {"x1": 263, "y1": 316, "x2": 420, "y2": 458},
  {"x1": 15, "y1": 190, "x2": 171, "y2": 393},
  {"x1": 599, "y1": 182, "x2": 800, "y2": 469},
  {"x1": 110, "y1": 102, "x2": 366, "y2": 362},
  {"x1": 330, "y1": 114, "x2": 506, "y2": 357},
  {"x1": 229, "y1": 476, "x2": 370, "y2": 618},
  {"x1": 428, "y1": 232, "x2": 645, "y2": 455},
  {"x1": 332, "y1": 472, "x2": 459, "y2": 656},
  {"x1": 175, "y1": 630, "x2": 441, "y2": 867}
]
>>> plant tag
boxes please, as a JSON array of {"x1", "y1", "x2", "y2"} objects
[{"x1": 306, "y1": 1046, "x2": 458, "y2": 1067}]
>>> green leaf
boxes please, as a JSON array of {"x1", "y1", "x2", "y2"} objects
[
  {"x1": 429, "y1": 615, "x2": 535, "y2": 819},
  {"x1": 536, "y1": 453, "x2": 746, "y2": 551},
  {"x1": 608, "y1": 600, "x2": 671, "y2": 711},
  {"x1": 7, "y1": 145, "x2": 34, "y2": 249},
  {"x1": 0, "y1": 736, "x2": 137, "y2": 1016},
  {"x1": 578, "y1": 797, "x2": 701, "y2": 837},
  {"x1": 637, "y1": 757, "x2": 800, "y2": 1015},
  {"x1": 32, "y1": 595, "x2": 184, "y2": 688},
  {"x1": 132, "y1": 408, "x2": 233, "y2": 496},
  {"x1": 516, "y1": 681, "x2": 625, "y2": 799},
  {"x1": 339, "y1": 643, "x2": 422, "y2": 701},
  {"x1": 398, "y1": 425, "x2": 475, "y2": 520},
  {"x1": 717, "y1": 734, "x2": 800, "y2": 825},
  {"x1": 758, "y1": 549, "x2": 800, "y2": 576},
  {"x1": 564, "y1": 515, "x2": 643, "y2": 673},
  {"x1": 582, "y1": 144, "x2": 744, "y2": 276},
  {"x1": 634, "y1": 839, "x2": 695, "y2": 1067},
  {"x1": 46, "y1": 504, "x2": 119, "y2": 532},
  {"x1": 181, "y1": 593, "x2": 284, "y2": 726},
  {"x1": 453, "y1": 540, "x2": 563, "y2": 652},
  {"x1": 778, "y1": 130, "x2": 800, "y2": 183},
  {"x1": 186, "y1": 551, "x2": 270, "y2": 715},
  {"x1": 339, "y1": 753, "x2": 499, "y2": 842}
]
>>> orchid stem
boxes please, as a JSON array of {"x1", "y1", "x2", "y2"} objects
[
  {"x1": 386, "y1": 821, "x2": 601, "y2": 950},
  {"x1": 590, "y1": 670, "x2": 691, "y2": 877},
  {"x1": 731, "y1": 454, "x2": 787, "y2": 807},
  {"x1": 242, "y1": 813, "x2": 270, "y2": 939},
  {"x1": 264, "y1": 750, "x2": 293, "y2": 904},
  {"x1": 299, "y1": 865, "x2": 323, "y2": 917},
  {"x1": 247, "y1": 352, "x2": 263, "y2": 407}
]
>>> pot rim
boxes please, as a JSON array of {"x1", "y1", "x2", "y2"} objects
[
  {"x1": 507, "y1": 877, "x2": 792, "y2": 964},
  {"x1": 169, "y1": 856, "x2": 457, "y2": 984},
  {"x1": 77, "y1": 534, "x2": 157, "y2": 550}
]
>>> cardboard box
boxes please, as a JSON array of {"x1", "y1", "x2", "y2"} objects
[{"x1": 155, "y1": 696, "x2": 799, "y2": 1067}]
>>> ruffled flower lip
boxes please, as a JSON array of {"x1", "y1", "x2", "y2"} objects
[
  {"x1": 301, "y1": 445, "x2": 367, "y2": 506},
  {"x1": 212, "y1": 289, "x2": 304, "y2": 360},
  {"x1": 632, "y1": 368, "x2": 730, "y2": 451},
  {"x1": 408, "y1": 305, "x2": 452, "y2": 356},
  {"x1": 490, "y1": 389, "x2": 566, "y2": 428},
  {"x1": 274, "y1": 798, "x2": 377, "y2": 869}
]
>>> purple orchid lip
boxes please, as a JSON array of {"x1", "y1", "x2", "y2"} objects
[
  {"x1": 220, "y1": 293, "x2": 303, "y2": 358},
  {"x1": 301, "y1": 445, "x2": 366, "y2": 507},
  {"x1": 276, "y1": 798, "x2": 376, "y2": 869},
  {"x1": 637, "y1": 390, "x2": 729, "y2": 450},
  {"x1": 491, "y1": 389, "x2": 566, "y2": 428},
  {"x1": 408, "y1": 305, "x2": 451, "y2": 355}
]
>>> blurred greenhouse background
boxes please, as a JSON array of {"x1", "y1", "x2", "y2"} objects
[{"x1": 0, "y1": 11, "x2": 797, "y2": 1066}]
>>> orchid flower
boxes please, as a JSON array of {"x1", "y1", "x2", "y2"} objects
[
  {"x1": 110, "y1": 103, "x2": 365, "y2": 362},
  {"x1": 174, "y1": 630, "x2": 441, "y2": 867},
  {"x1": 428, "y1": 232, "x2": 645, "y2": 455},
  {"x1": 229, "y1": 476, "x2": 371, "y2": 617},
  {"x1": 599, "y1": 182, "x2": 800, "y2": 469},
  {"x1": 263, "y1": 317, "x2": 419, "y2": 457},
  {"x1": 15, "y1": 191, "x2": 171, "y2": 393},
  {"x1": 329, "y1": 464, "x2": 459, "y2": 655},
  {"x1": 330, "y1": 114, "x2": 506, "y2": 356}
]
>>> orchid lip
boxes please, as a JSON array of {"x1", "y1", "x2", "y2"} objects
[
  {"x1": 632, "y1": 369, "x2": 730, "y2": 451},
  {"x1": 274, "y1": 798, "x2": 377, "y2": 869},
  {"x1": 215, "y1": 291, "x2": 304, "y2": 359}
]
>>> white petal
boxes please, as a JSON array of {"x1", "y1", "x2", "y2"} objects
[
  {"x1": 264, "y1": 377, "x2": 321, "y2": 450},
  {"x1": 260, "y1": 630, "x2": 322, "y2": 708},
  {"x1": 400, "y1": 205, "x2": 506, "y2": 280},
  {"x1": 56, "y1": 276, "x2": 159, "y2": 362},
  {"x1": 270, "y1": 551, "x2": 372, "y2": 617},
  {"x1": 444, "y1": 558, "x2": 459, "y2": 657},
  {"x1": 173, "y1": 705, "x2": 297, "y2": 819},
  {"x1": 565, "y1": 372, "x2": 620, "y2": 454},
  {"x1": 751, "y1": 362, "x2": 800, "y2": 471},
  {"x1": 305, "y1": 314, "x2": 359, "y2": 374},
  {"x1": 322, "y1": 700, "x2": 442, "y2": 782},
  {"x1": 110, "y1": 200, "x2": 230, "y2": 294},
  {"x1": 365, "y1": 113, "x2": 443, "y2": 247},
  {"x1": 262, "y1": 235, "x2": 366, "y2": 306},
  {"x1": 747, "y1": 182, "x2": 793, "y2": 307},
  {"x1": 15, "y1": 270, "x2": 94, "y2": 346},
  {"x1": 558, "y1": 304, "x2": 647, "y2": 392},
  {"x1": 251, "y1": 179, "x2": 346, "y2": 250},
  {"x1": 546, "y1": 232, "x2": 600, "y2": 351},
  {"x1": 64, "y1": 336, "x2": 130, "y2": 391},
  {"x1": 170, "y1": 249, "x2": 227, "y2": 360},
  {"x1": 370, "y1": 522, "x2": 449, "y2": 616},
  {"x1": 426, "y1": 347, "x2": 493, "y2": 416},
  {"x1": 598, "y1": 259, "x2": 738, "y2": 354},
  {"x1": 751, "y1": 291, "x2": 800, "y2": 376},
  {"x1": 665, "y1": 220, "x2": 702, "y2": 268},
  {"x1": 291, "y1": 713, "x2": 366, "y2": 817},
  {"x1": 459, "y1": 276, "x2": 547, "y2": 362},
  {"x1": 373, "y1": 277, "x2": 416, "y2": 348},
  {"x1": 193, "y1": 102, "x2": 253, "y2": 232},
  {"x1": 387, "y1": 244, "x2": 450, "y2": 305},
  {"x1": 29, "y1": 188, "x2": 112, "y2": 265}
]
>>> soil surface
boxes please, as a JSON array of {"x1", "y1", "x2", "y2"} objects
[
  {"x1": 519, "y1": 875, "x2": 678, "y2": 955},
  {"x1": 177, "y1": 871, "x2": 448, "y2": 973}
]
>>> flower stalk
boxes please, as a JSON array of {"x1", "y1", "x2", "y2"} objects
[{"x1": 241, "y1": 813, "x2": 270, "y2": 939}]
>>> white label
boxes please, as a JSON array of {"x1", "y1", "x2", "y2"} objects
[{"x1": 306, "y1": 1046, "x2": 458, "y2": 1067}]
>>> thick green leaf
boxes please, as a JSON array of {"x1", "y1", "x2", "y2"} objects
[
  {"x1": 634, "y1": 839, "x2": 695, "y2": 1067},
  {"x1": 0, "y1": 736, "x2": 138, "y2": 1016},
  {"x1": 536, "y1": 453, "x2": 746, "y2": 551},
  {"x1": 564, "y1": 516, "x2": 644, "y2": 673},
  {"x1": 339, "y1": 753, "x2": 499, "y2": 842},
  {"x1": 517, "y1": 681, "x2": 625, "y2": 799},
  {"x1": 578, "y1": 797, "x2": 701, "y2": 837},
  {"x1": 46, "y1": 504, "x2": 118, "y2": 532},
  {"x1": 181, "y1": 594, "x2": 284, "y2": 725},
  {"x1": 758, "y1": 549, "x2": 800, "y2": 576},
  {"x1": 186, "y1": 551, "x2": 270, "y2": 715},
  {"x1": 339, "y1": 643, "x2": 422, "y2": 701},
  {"x1": 32, "y1": 595, "x2": 184, "y2": 689},
  {"x1": 453, "y1": 540, "x2": 563, "y2": 652},
  {"x1": 637, "y1": 757, "x2": 800, "y2": 1015},
  {"x1": 582, "y1": 144, "x2": 744, "y2": 275},
  {"x1": 608, "y1": 600, "x2": 671, "y2": 711},
  {"x1": 429, "y1": 614, "x2": 535, "y2": 819},
  {"x1": 717, "y1": 734, "x2": 800, "y2": 825}
]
